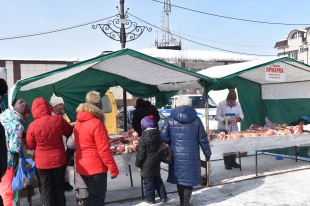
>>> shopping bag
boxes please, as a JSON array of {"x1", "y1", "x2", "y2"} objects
[
  {"x1": 157, "y1": 144, "x2": 174, "y2": 164},
  {"x1": 12, "y1": 150, "x2": 36, "y2": 191}
]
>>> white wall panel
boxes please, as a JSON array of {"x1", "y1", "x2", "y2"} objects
[{"x1": 262, "y1": 81, "x2": 310, "y2": 99}]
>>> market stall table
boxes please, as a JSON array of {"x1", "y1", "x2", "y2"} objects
[{"x1": 205, "y1": 133, "x2": 310, "y2": 183}]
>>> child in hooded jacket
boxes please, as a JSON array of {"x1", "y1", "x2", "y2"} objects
[{"x1": 135, "y1": 115, "x2": 167, "y2": 204}]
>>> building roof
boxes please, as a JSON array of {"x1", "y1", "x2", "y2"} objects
[
  {"x1": 274, "y1": 27, "x2": 310, "y2": 48},
  {"x1": 138, "y1": 48, "x2": 260, "y2": 62},
  {"x1": 274, "y1": 39, "x2": 288, "y2": 48}
]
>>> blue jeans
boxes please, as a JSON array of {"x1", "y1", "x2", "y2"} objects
[
  {"x1": 143, "y1": 175, "x2": 167, "y2": 203},
  {"x1": 81, "y1": 173, "x2": 107, "y2": 206}
]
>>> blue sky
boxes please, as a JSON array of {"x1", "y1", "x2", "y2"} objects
[{"x1": 0, "y1": 0, "x2": 309, "y2": 60}]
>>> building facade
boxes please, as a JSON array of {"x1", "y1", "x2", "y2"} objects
[
  {"x1": 0, "y1": 59, "x2": 75, "y2": 89},
  {"x1": 274, "y1": 27, "x2": 310, "y2": 64}
]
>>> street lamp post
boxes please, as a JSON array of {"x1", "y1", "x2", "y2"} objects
[
  {"x1": 92, "y1": 0, "x2": 152, "y2": 131},
  {"x1": 120, "y1": 0, "x2": 127, "y2": 131},
  {"x1": 120, "y1": 0, "x2": 126, "y2": 49}
]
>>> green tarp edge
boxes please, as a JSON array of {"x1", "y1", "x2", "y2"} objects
[{"x1": 14, "y1": 69, "x2": 179, "y2": 122}]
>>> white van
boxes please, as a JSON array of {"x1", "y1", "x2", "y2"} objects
[{"x1": 158, "y1": 94, "x2": 218, "y2": 130}]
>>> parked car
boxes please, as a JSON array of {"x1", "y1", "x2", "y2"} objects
[
  {"x1": 118, "y1": 106, "x2": 166, "y2": 132},
  {"x1": 158, "y1": 94, "x2": 218, "y2": 129}
]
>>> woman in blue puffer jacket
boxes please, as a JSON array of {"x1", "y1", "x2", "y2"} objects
[{"x1": 160, "y1": 95, "x2": 211, "y2": 206}]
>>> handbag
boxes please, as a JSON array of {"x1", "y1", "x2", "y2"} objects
[
  {"x1": 157, "y1": 144, "x2": 174, "y2": 164},
  {"x1": 12, "y1": 149, "x2": 36, "y2": 191}
]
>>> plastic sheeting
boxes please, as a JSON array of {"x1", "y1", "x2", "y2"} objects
[{"x1": 209, "y1": 133, "x2": 310, "y2": 155}]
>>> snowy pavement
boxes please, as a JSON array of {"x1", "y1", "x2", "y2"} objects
[
  {"x1": 108, "y1": 168, "x2": 310, "y2": 206},
  {"x1": 20, "y1": 153, "x2": 310, "y2": 206}
]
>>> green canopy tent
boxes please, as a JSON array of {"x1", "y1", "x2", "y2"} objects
[
  {"x1": 199, "y1": 57, "x2": 310, "y2": 157},
  {"x1": 10, "y1": 48, "x2": 214, "y2": 122}
]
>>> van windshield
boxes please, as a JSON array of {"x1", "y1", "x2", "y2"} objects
[
  {"x1": 190, "y1": 96, "x2": 217, "y2": 109},
  {"x1": 163, "y1": 95, "x2": 217, "y2": 109},
  {"x1": 101, "y1": 95, "x2": 112, "y2": 113}
]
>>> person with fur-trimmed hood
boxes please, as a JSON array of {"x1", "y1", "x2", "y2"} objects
[{"x1": 74, "y1": 90, "x2": 119, "y2": 206}]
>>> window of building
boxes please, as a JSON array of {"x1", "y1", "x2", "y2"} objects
[
  {"x1": 291, "y1": 53, "x2": 297, "y2": 59},
  {"x1": 299, "y1": 46, "x2": 304, "y2": 53},
  {"x1": 291, "y1": 53, "x2": 294, "y2": 58},
  {"x1": 291, "y1": 32, "x2": 301, "y2": 39}
]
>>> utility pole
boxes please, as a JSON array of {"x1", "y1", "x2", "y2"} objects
[
  {"x1": 120, "y1": 0, "x2": 127, "y2": 130},
  {"x1": 120, "y1": 0, "x2": 126, "y2": 49},
  {"x1": 93, "y1": 0, "x2": 151, "y2": 131}
]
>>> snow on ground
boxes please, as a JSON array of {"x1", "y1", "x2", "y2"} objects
[{"x1": 20, "y1": 153, "x2": 310, "y2": 206}]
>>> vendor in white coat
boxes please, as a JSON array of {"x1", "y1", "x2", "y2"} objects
[{"x1": 216, "y1": 89, "x2": 244, "y2": 170}]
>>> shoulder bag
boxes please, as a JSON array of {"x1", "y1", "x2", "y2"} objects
[
  {"x1": 157, "y1": 143, "x2": 174, "y2": 164},
  {"x1": 12, "y1": 148, "x2": 36, "y2": 191}
]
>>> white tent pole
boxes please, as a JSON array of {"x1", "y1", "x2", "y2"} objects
[
  {"x1": 203, "y1": 82, "x2": 209, "y2": 131},
  {"x1": 205, "y1": 95, "x2": 209, "y2": 131}
]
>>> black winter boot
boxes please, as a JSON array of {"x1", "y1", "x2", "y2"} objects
[
  {"x1": 177, "y1": 185, "x2": 184, "y2": 206},
  {"x1": 183, "y1": 186, "x2": 193, "y2": 206},
  {"x1": 223, "y1": 156, "x2": 232, "y2": 170},
  {"x1": 230, "y1": 154, "x2": 240, "y2": 168}
]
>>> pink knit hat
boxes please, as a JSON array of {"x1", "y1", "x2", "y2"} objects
[{"x1": 13, "y1": 99, "x2": 30, "y2": 114}]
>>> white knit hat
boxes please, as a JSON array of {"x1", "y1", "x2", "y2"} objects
[
  {"x1": 175, "y1": 96, "x2": 192, "y2": 107},
  {"x1": 50, "y1": 95, "x2": 64, "y2": 107}
]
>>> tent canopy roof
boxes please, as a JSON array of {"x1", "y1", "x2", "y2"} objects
[
  {"x1": 15, "y1": 48, "x2": 213, "y2": 93},
  {"x1": 198, "y1": 57, "x2": 310, "y2": 91},
  {"x1": 199, "y1": 57, "x2": 310, "y2": 131},
  {"x1": 11, "y1": 48, "x2": 213, "y2": 122}
]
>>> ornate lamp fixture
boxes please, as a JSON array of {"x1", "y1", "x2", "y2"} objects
[{"x1": 92, "y1": 2, "x2": 152, "y2": 48}]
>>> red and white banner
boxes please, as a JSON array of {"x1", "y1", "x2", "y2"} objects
[{"x1": 265, "y1": 64, "x2": 285, "y2": 82}]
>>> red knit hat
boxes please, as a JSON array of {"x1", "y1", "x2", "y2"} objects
[
  {"x1": 13, "y1": 99, "x2": 30, "y2": 114},
  {"x1": 141, "y1": 115, "x2": 155, "y2": 130}
]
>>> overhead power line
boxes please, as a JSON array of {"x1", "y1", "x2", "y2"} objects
[
  {"x1": 152, "y1": 0, "x2": 310, "y2": 26},
  {"x1": 128, "y1": 13, "x2": 276, "y2": 57},
  {"x1": 0, "y1": 15, "x2": 118, "y2": 41},
  {"x1": 168, "y1": 30, "x2": 271, "y2": 48}
]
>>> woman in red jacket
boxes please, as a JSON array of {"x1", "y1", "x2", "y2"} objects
[
  {"x1": 25, "y1": 97, "x2": 73, "y2": 206},
  {"x1": 74, "y1": 91, "x2": 119, "y2": 206}
]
